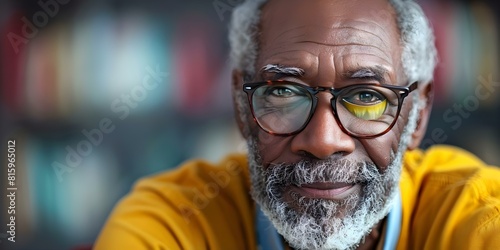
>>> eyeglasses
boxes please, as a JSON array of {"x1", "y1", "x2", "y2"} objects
[{"x1": 243, "y1": 80, "x2": 418, "y2": 139}]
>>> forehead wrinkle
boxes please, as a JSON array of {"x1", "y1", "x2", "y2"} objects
[
  {"x1": 261, "y1": 49, "x2": 312, "y2": 59},
  {"x1": 324, "y1": 30, "x2": 389, "y2": 53},
  {"x1": 294, "y1": 41, "x2": 392, "y2": 62},
  {"x1": 332, "y1": 26, "x2": 386, "y2": 46},
  {"x1": 294, "y1": 41, "x2": 387, "y2": 53},
  {"x1": 340, "y1": 52, "x2": 393, "y2": 65},
  {"x1": 338, "y1": 18, "x2": 395, "y2": 38},
  {"x1": 362, "y1": 20, "x2": 396, "y2": 38},
  {"x1": 259, "y1": 49, "x2": 318, "y2": 71},
  {"x1": 268, "y1": 25, "x2": 312, "y2": 44},
  {"x1": 266, "y1": 23, "x2": 390, "y2": 49},
  {"x1": 301, "y1": 30, "x2": 389, "y2": 56}
]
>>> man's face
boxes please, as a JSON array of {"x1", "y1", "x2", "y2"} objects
[
  {"x1": 239, "y1": 0, "x2": 421, "y2": 249},
  {"x1": 252, "y1": 0, "x2": 410, "y2": 170}
]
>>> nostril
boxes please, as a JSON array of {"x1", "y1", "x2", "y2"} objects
[{"x1": 299, "y1": 150, "x2": 350, "y2": 161}]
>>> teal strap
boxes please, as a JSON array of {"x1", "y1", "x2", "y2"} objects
[{"x1": 383, "y1": 191, "x2": 402, "y2": 250}]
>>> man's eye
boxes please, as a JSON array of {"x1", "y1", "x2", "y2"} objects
[
  {"x1": 272, "y1": 88, "x2": 293, "y2": 97},
  {"x1": 344, "y1": 90, "x2": 385, "y2": 105},
  {"x1": 266, "y1": 86, "x2": 302, "y2": 97},
  {"x1": 341, "y1": 90, "x2": 387, "y2": 120},
  {"x1": 359, "y1": 92, "x2": 378, "y2": 103}
]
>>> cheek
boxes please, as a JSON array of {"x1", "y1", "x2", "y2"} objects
[
  {"x1": 254, "y1": 130, "x2": 290, "y2": 167},
  {"x1": 361, "y1": 101, "x2": 413, "y2": 170},
  {"x1": 360, "y1": 132, "x2": 399, "y2": 171},
  {"x1": 396, "y1": 100, "x2": 413, "y2": 133}
]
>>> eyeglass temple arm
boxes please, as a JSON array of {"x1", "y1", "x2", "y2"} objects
[{"x1": 408, "y1": 81, "x2": 419, "y2": 92}]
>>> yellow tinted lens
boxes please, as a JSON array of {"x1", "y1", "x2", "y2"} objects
[{"x1": 343, "y1": 99, "x2": 387, "y2": 120}]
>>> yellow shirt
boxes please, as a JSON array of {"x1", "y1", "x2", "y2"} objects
[{"x1": 95, "y1": 146, "x2": 500, "y2": 249}]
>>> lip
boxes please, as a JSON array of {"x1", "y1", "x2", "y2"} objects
[{"x1": 289, "y1": 182, "x2": 361, "y2": 200}]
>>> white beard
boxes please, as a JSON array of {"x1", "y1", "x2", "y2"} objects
[{"x1": 247, "y1": 97, "x2": 420, "y2": 250}]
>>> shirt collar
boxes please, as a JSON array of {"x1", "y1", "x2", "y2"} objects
[{"x1": 255, "y1": 206, "x2": 284, "y2": 250}]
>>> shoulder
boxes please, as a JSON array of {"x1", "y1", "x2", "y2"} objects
[
  {"x1": 403, "y1": 145, "x2": 500, "y2": 203},
  {"x1": 133, "y1": 154, "x2": 250, "y2": 202},
  {"x1": 402, "y1": 145, "x2": 500, "y2": 190},
  {"x1": 94, "y1": 154, "x2": 256, "y2": 250},
  {"x1": 400, "y1": 145, "x2": 500, "y2": 249}
]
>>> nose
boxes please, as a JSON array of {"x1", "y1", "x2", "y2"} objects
[{"x1": 290, "y1": 95, "x2": 355, "y2": 159}]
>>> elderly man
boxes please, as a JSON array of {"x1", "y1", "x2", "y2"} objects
[{"x1": 95, "y1": 0, "x2": 500, "y2": 249}]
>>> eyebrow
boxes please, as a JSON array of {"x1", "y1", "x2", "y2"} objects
[
  {"x1": 260, "y1": 64, "x2": 305, "y2": 77},
  {"x1": 345, "y1": 66, "x2": 389, "y2": 84}
]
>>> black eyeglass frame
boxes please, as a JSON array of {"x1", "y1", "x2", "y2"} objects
[{"x1": 243, "y1": 80, "x2": 419, "y2": 139}]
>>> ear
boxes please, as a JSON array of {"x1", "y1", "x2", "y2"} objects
[
  {"x1": 231, "y1": 69, "x2": 251, "y2": 139},
  {"x1": 408, "y1": 82, "x2": 434, "y2": 150}
]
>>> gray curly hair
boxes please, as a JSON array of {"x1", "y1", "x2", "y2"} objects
[{"x1": 228, "y1": 0, "x2": 438, "y2": 84}]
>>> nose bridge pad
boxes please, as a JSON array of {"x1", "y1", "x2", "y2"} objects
[
  {"x1": 313, "y1": 89, "x2": 341, "y2": 124},
  {"x1": 311, "y1": 90, "x2": 344, "y2": 132},
  {"x1": 329, "y1": 96, "x2": 337, "y2": 115},
  {"x1": 328, "y1": 87, "x2": 338, "y2": 110}
]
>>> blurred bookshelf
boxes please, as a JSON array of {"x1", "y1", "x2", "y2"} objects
[
  {"x1": 0, "y1": 0, "x2": 499, "y2": 249},
  {"x1": 420, "y1": 0, "x2": 500, "y2": 166},
  {"x1": 1, "y1": 1, "x2": 244, "y2": 249}
]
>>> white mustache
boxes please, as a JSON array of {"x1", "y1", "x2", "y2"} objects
[{"x1": 264, "y1": 159, "x2": 382, "y2": 187}]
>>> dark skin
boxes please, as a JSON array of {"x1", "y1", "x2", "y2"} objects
[{"x1": 232, "y1": 0, "x2": 433, "y2": 249}]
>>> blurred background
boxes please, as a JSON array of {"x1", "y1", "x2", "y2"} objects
[{"x1": 0, "y1": 0, "x2": 499, "y2": 249}]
